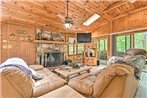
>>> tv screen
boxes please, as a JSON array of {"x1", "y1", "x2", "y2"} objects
[{"x1": 77, "y1": 33, "x2": 91, "y2": 43}]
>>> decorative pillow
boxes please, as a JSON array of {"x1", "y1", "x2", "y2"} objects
[{"x1": 29, "y1": 65, "x2": 44, "y2": 71}]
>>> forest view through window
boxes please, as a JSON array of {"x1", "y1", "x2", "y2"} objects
[
  {"x1": 134, "y1": 32, "x2": 147, "y2": 50},
  {"x1": 116, "y1": 35, "x2": 131, "y2": 56}
]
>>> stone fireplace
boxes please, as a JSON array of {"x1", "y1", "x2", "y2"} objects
[{"x1": 36, "y1": 43, "x2": 67, "y2": 67}]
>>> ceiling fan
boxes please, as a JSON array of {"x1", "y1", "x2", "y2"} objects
[
  {"x1": 63, "y1": 0, "x2": 73, "y2": 29},
  {"x1": 57, "y1": 0, "x2": 84, "y2": 25}
]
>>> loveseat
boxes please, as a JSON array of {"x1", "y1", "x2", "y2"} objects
[
  {"x1": 0, "y1": 64, "x2": 66, "y2": 98},
  {"x1": 68, "y1": 48, "x2": 146, "y2": 98}
]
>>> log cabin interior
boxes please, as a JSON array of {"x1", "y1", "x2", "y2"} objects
[{"x1": 0, "y1": 0, "x2": 147, "y2": 98}]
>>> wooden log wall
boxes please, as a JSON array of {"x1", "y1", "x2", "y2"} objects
[{"x1": 0, "y1": 22, "x2": 36, "y2": 64}]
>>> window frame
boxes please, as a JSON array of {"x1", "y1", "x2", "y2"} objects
[
  {"x1": 68, "y1": 36, "x2": 76, "y2": 56},
  {"x1": 68, "y1": 36, "x2": 84, "y2": 55}
]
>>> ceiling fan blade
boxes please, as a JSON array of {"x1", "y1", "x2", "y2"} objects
[
  {"x1": 73, "y1": 17, "x2": 83, "y2": 21},
  {"x1": 57, "y1": 14, "x2": 65, "y2": 19},
  {"x1": 72, "y1": 25, "x2": 84, "y2": 30}
]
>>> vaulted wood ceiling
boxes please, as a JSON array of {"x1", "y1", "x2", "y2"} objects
[{"x1": 1, "y1": 0, "x2": 147, "y2": 33}]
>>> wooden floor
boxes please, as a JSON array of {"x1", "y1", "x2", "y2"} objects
[{"x1": 134, "y1": 65, "x2": 147, "y2": 98}]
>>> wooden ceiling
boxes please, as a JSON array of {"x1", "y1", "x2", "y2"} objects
[{"x1": 1, "y1": 0, "x2": 147, "y2": 33}]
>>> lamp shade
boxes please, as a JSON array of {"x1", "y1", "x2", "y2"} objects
[{"x1": 64, "y1": 22, "x2": 73, "y2": 29}]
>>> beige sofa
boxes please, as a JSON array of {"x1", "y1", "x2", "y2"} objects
[
  {"x1": 68, "y1": 64, "x2": 139, "y2": 98},
  {"x1": 0, "y1": 65, "x2": 66, "y2": 98},
  {"x1": 68, "y1": 48, "x2": 146, "y2": 98}
]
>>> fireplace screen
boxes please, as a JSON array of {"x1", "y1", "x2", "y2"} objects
[{"x1": 40, "y1": 50, "x2": 64, "y2": 67}]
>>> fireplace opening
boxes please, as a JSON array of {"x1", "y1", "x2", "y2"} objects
[{"x1": 39, "y1": 50, "x2": 64, "y2": 67}]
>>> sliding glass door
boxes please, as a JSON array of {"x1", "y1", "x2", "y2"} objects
[
  {"x1": 134, "y1": 32, "x2": 147, "y2": 50},
  {"x1": 97, "y1": 39, "x2": 107, "y2": 64},
  {"x1": 116, "y1": 35, "x2": 131, "y2": 56},
  {"x1": 112, "y1": 31, "x2": 146, "y2": 58}
]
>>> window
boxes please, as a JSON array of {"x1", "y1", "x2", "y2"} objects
[
  {"x1": 68, "y1": 37, "x2": 76, "y2": 55},
  {"x1": 134, "y1": 32, "x2": 147, "y2": 50},
  {"x1": 112, "y1": 32, "x2": 146, "y2": 57},
  {"x1": 68, "y1": 37, "x2": 84, "y2": 55},
  {"x1": 116, "y1": 35, "x2": 131, "y2": 56}
]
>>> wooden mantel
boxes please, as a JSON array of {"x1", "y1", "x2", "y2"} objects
[{"x1": 34, "y1": 40, "x2": 69, "y2": 44}]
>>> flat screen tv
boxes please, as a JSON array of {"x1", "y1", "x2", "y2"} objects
[{"x1": 77, "y1": 33, "x2": 91, "y2": 43}]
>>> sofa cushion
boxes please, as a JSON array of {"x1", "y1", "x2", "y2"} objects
[
  {"x1": 29, "y1": 65, "x2": 44, "y2": 71},
  {"x1": 33, "y1": 68, "x2": 66, "y2": 97},
  {"x1": 68, "y1": 73, "x2": 96, "y2": 96}
]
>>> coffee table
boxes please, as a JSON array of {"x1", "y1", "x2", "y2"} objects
[
  {"x1": 39, "y1": 85, "x2": 86, "y2": 98},
  {"x1": 55, "y1": 66, "x2": 91, "y2": 81}
]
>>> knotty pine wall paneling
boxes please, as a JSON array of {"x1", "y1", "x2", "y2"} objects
[
  {"x1": 112, "y1": 9, "x2": 147, "y2": 33},
  {"x1": 1, "y1": 22, "x2": 36, "y2": 64},
  {"x1": 92, "y1": 23, "x2": 111, "y2": 37},
  {"x1": 112, "y1": 16, "x2": 127, "y2": 32}
]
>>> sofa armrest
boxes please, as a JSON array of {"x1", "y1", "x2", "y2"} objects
[{"x1": 29, "y1": 65, "x2": 44, "y2": 71}]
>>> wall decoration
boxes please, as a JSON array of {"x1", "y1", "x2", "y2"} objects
[
  {"x1": 9, "y1": 33, "x2": 33, "y2": 41},
  {"x1": 16, "y1": 30, "x2": 27, "y2": 34},
  {"x1": 36, "y1": 29, "x2": 65, "y2": 42}
]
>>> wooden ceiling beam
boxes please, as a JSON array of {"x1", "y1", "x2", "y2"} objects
[
  {"x1": 80, "y1": 0, "x2": 112, "y2": 21},
  {"x1": 103, "y1": 1, "x2": 128, "y2": 13}
]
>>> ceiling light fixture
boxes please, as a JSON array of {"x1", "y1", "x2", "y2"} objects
[
  {"x1": 83, "y1": 13, "x2": 100, "y2": 26},
  {"x1": 129, "y1": 0, "x2": 136, "y2": 3},
  {"x1": 64, "y1": 0, "x2": 73, "y2": 29}
]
